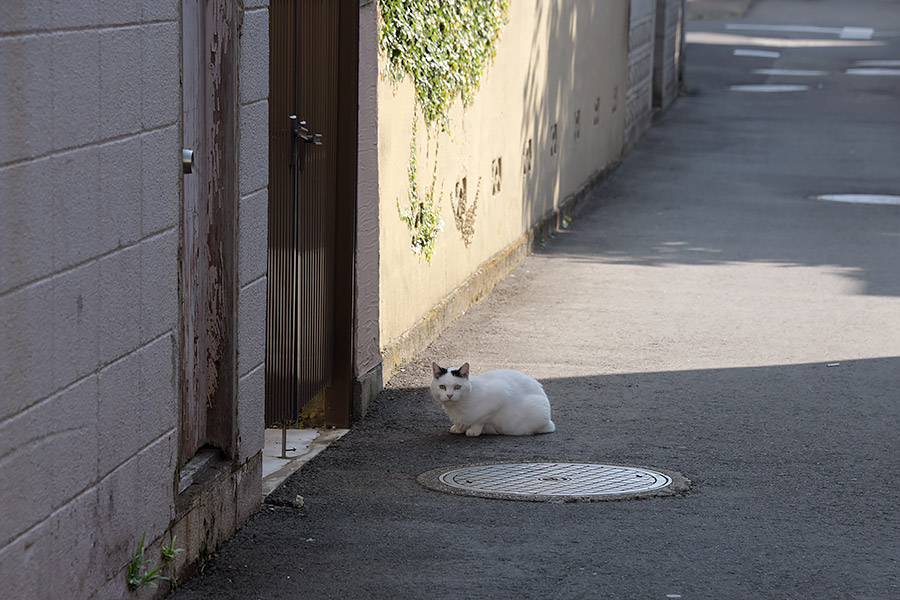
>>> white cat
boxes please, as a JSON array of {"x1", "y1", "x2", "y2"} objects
[{"x1": 430, "y1": 362, "x2": 556, "y2": 437}]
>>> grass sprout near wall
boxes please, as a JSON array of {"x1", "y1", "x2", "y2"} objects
[
  {"x1": 380, "y1": 0, "x2": 509, "y2": 260},
  {"x1": 161, "y1": 535, "x2": 184, "y2": 563},
  {"x1": 127, "y1": 533, "x2": 167, "y2": 591}
]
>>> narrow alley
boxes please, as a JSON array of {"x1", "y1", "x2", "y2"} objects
[{"x1": 176, "y1": 0, "x2": 900, "y2": 597}]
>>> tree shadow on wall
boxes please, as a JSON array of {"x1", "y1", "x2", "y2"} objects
[{"x1": 519, "y1": 1, "x2": 622, "y2": 234}]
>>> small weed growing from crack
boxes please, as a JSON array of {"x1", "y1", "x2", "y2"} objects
[
  {"x1": 161, "y1": 535, "x2": 184, "y2": 563},
  {"x1": 127, "y1": 533, "x2": 167, "y2": 591}
]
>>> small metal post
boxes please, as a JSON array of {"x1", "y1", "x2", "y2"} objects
[{"x1": 280, "y1": 421, "x2": 296, "y2": 459}]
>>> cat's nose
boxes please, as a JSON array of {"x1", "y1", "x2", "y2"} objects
[{"x1": 447, "y1": 394, "x2": 453, "y2": 400}]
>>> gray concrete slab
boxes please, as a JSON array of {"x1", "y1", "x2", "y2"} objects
[{"x1": 172, "y1": 0, "x2": 900, "y2": 598}]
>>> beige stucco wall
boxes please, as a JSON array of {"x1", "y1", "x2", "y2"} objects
[{"x1": 377, "y1": 0, "x2": 629, "y2": 355}]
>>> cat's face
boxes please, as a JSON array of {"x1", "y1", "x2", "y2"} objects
[{"x1": 430, "y1": 362, "x2": 471, "y2": 403}]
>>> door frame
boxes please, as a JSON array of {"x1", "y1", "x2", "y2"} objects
[{"x1": 328, "y1": 0, "x2": 359, "y2": 427}]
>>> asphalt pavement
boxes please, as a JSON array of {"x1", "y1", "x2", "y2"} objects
[{"x1": 173, "y1": 0, "x2": 900, "y2": 598}]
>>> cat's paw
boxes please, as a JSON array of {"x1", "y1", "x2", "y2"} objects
[
  {"x1": 465, "y1": 426, "x2": 483, "y2": 437},
  {"x1": 449, "y1": 425, "x2": 464, "y2": 434}
]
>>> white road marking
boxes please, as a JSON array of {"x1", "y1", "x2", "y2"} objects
[
  {"x1": 686, "y1": 32, "x2": 882, "y2": 49},
  {"x1": 753, "y1": 68, "x2": 826, "y2": 76},
  {"x1": 854, "y1": 59, "x2": 900, "y2": 67},
  {"x1": 816, "y1": 194, "x2": 900, "y2": 206},
  {"x1": 727, "y1": 24, "x2": 842, "y2": 34},
  {"x1": 734, "y1": 49, "x2": 782, "y2": 58},
  {"x1": 725, "y1": 24, "x2": 873, "y2": 40},
  {"x1": 729, "y1": 84, "x2": 810, "y2": 92},
  {"x1": 840, "y1": 27, "x2": 875, "y2": 40},
  {"x1": 846, "y1": 67, "x2": 900, "y2": 76}
]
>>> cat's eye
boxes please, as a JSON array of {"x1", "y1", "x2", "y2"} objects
[
  {"x1": 439, "y1": 385, "x2": 446, "y2": 390},
  {"x1": 454, "y1": 385, "x2": 462, "y2": 390}
]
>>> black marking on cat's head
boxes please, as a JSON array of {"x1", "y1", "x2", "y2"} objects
[
  {"x1": 432, "y1": 362, "x2": 448, "y2": 379},
  {"x1": 451, "y1": 362, "x2": 470, "y2": 379}
]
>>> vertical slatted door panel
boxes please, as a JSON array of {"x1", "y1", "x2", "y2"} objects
[
  {"x1": 266, "y1": 0, "x2": 299, "y2": 426},
  {"x1": 295, "y1": 0, "x2": 338, "y2": 408}
]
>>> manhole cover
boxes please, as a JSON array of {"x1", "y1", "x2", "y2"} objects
[{"x1": 418, "y1": 463, "x2": 690, "y2": 502}]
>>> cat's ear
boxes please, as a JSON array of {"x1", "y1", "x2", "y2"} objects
[
  {"x1": 458, "y1": 363, "x2": 470, "y2": 378},
  {"x1": 432, "y1": 362, "x2": 445, "y2": 379}
]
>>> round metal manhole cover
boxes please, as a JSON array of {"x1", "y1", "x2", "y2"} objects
[{"x1": 418, "y1": 463, "x2": 690, "y2": 502}]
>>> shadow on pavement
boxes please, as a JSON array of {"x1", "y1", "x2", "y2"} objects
[{"x1": 174, "y1": 356, "x2": 899, "y2": 600}]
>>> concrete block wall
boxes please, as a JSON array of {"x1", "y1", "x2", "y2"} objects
[
  {"x1": 653, "y1": 0, "x2": 685, "y2": 111},
  {"x1": 626, "y1": 0, "x2": 657, "y2": 150},
  {"x1": 236, "y1": 1, "x2": 268, "y2": 466},
  {"x1": 0, "y1": 1, "x2": 268, "y2": 597},
  {"x1": 0, "y1": 3, "x2": 181, "y2": 598}
]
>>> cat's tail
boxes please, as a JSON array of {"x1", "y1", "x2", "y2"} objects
[{"x1": 537, "y1": 419, "x2": 556, "y2": 434}]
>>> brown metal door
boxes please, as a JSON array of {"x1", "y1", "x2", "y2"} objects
[{"x1": 267, "y1": 0, "x2": 357, "y2": 428}]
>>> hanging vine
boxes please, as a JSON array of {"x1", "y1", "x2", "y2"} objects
[
  {"x1": 380, "y1": 0, "x2": 509, "y2": 260},
  {"x1": 397, "y1": 110, "x2": 444, "y2": 261}
]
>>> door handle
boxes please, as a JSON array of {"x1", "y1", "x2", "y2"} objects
[
  {"x1": 290, "y1": 115, "x2": 322, "y2": 169},
  {"x1": 182, "y1": 148, "x2": 195, "y2": 174}
]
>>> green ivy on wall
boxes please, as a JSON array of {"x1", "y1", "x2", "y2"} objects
[
  {"x1": 397, "y1": 111, "x2": 444, "y2": 261},
  {"x1": 379, "y1": 0, "x2": 510, "y2": 130},
  {"x1": 380, "y1": 0, "x2": 509, "y2": 260}
]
